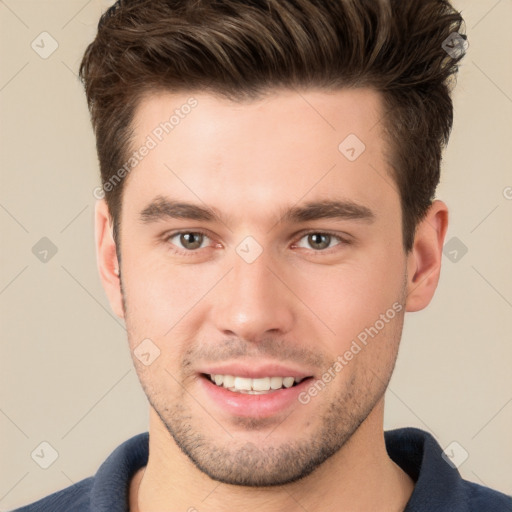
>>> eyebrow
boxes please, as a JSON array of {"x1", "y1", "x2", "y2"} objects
[{"x1": 139, "y1": 195, "x2": 375, "y2": 225}]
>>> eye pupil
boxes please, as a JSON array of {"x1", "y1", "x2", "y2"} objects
[
  {"x1": 309, "y1": 233, "x2": 330, "y2": 250},
  {"x1": 181, "y1": 232, "x2": 203, "y2": 250}
]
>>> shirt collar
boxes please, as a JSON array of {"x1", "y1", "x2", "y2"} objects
[
  {"x1": 89, "y1": 427, "x2": 467, "y2": 511},
  {"x1": 385, "y1": 427, "x2": 468, "y2": 511}
]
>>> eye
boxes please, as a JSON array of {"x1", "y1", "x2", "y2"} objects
[
  {"x1": 294, "y1": 232, "x2": 347, "y2": 251},
  {"x1": 163, "y1": 230, "x2": 350, "y2": 254},
  {"x1": 166, "y1": 231, "x2": 212, "y2": 251}
]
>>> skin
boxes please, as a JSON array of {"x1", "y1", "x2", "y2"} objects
[{"x1": 95, "y1": 88, "x2": 448, "y2": 511}]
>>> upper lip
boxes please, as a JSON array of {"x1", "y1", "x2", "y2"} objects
[{"x1": 198, "y1": 363, "x2": 314, "y2": 379}]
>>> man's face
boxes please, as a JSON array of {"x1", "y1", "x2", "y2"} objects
[{"x1": 117, "y1": 88, "x2": 409, "y2": 486}]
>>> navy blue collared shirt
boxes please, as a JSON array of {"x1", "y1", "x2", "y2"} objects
[{"x1": 11, "y1": 427, "x2": 512, "y2": 511}]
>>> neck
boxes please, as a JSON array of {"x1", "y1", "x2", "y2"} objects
[{"x1": 130, "y1": 400, "x2": 414, "y2": 512}]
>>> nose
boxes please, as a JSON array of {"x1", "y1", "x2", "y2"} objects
[{"x1": 211, "y1": 248, "x2": 295, "y2": 343}]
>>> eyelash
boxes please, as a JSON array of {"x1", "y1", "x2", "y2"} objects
[{"x1": 163, "y1": 229, "x2": 352, "y2": 256}]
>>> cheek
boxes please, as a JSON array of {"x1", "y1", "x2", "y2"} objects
[
  {"x1": 121, "y1": 247, "x2": 217, "y2": 336},
  {"x1": 294, "y1": 249, "x2": 406, "y2": 348},
  {"x1": 121, "y1": 260, "x2": 206, "y2": 382}
]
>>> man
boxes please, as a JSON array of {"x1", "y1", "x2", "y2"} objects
[{"x1": 13, "y1": 0, "x2": 511, "y2": 511}]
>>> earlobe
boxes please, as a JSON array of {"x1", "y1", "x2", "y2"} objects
[
  {"x1": 405, "y1": 200, "x2": 449, "y2": 312},
  {"x1": 95, "y1": 199, "x2": 125, "y2": 319}
]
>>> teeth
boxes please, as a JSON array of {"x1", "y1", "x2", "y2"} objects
[
  {"x1": 252, "y1": 377, "x2": 270, "y2": 391},
  {"x1": 208, "y1": 374, "x2": 304, "y2": 393},
  {"x1": 223, "y1": 375, "x2": 235, "y2": 388},
  {"x1": 270, "y1": 376, "x2": 283, "y2": 390},
  {"x1": 234, "y1": 377, "x2": 252, "y2": 391},
  {"x1": 283, "y1": 377, "x2": 295, "y2": 388}
]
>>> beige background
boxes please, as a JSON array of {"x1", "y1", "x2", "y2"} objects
[{"x1": 1, "y1": 0, "x2": 511, "y2": 509}]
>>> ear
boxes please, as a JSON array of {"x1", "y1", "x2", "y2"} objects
[
  {"x1": 95, "y1": 199, "x2": 125, "y2": 319},
  {"x1": 405, "y1": 200, "x2": 449, "y2": 312}
]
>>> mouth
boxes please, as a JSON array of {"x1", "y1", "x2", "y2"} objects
[
  {"x1": 201, "y1": 373, "x2": 310, "y2": 394},
  {"x1": 197, "y1": 364, "x2": 316, "y2": 417}
]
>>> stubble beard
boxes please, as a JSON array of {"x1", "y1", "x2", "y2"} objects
[{"x1": 120, "y1": 271, "x2": 407, "y2": 487}]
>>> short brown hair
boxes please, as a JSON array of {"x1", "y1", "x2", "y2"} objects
[{"x1": 79, "y1": 0, "x2": 466, "y2": 252}]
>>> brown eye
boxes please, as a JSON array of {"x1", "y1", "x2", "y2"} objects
[
  {"x1": 307, "y1": 233, "x2": 331, "y2": 250},
  {"x1": 294, "y1": 232, "x2": 346, "y2": 252},
  {"x1": 167, "y1": 232, "x2": 208, "y2": 251},
  {"x1": 180, "y1": 232, "x2": 204, "y2": 249}
]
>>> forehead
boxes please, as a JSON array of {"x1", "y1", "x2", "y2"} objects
[
  {"x1": 132, "y1": 87, "x2": 384, "y2": 149},
  {"x1": 124, "y1": 88, "x2": 397, "y2": 226}
]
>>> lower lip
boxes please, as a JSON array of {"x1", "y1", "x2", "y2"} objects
[{"x1": 199, "y1": 375, "x2": 313, "y2": 418}]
